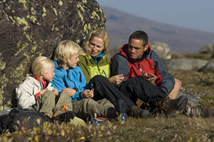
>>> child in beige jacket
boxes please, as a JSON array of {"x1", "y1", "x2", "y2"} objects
[{"x1": 16, "y1": 56, "x2": 74, "y2": 121}]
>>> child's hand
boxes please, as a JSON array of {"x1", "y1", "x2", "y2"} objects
[
  {"x1": 40, "y1": 89, "x2": 47, "y2": 94},
  {"x1": 82, "y1": 89, "x2": 94, "y2": 98},
  {"x1": 62, "y1": 88, "x2": 77, "y2": 96},
  {"x1": 52, "y1": 88, "x2": 59, "y2": 96}
]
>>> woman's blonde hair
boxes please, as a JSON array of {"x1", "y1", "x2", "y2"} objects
[
  {"x1": 82, "y1": 29, "x2": 109, "y2": 55},
  {"x1": 31, "y1": 56, "x2": 54, "y2": 76},
  {"x1": 54, "y1": 40, "x2": 81, "y2": 67}
]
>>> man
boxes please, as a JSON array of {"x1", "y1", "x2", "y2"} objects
[{"x1": 111, "y1": 30, "x2": 186, "y2": 114}]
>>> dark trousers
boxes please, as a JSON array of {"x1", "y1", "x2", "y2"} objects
[
  {"x1": 88, "y1": 75, "x2": 135, "y2": 112},
  {"x1": 119, "y1": 77, "x2": 168, "y2": 107}
]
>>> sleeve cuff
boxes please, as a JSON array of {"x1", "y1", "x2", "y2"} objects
[
  {"x1": 79, "y1": 92, "x2": 83, "y2": 98},
  {"x1": 35, "y1": 92, "x2": 41, "y2": 99}
]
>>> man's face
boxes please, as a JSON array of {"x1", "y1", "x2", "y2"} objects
[{"x1": 128, "y1": 39, "x2": 148, "y2": 59}]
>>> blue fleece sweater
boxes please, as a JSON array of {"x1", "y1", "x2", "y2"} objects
[{"x1": 51, "y1": 60, "x2": 87, "y2": 102}]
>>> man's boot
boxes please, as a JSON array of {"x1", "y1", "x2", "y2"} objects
[
  {"x1": 127, "y1": 106, "x2": 155, "y2": 119},
  {"x1": 155, "y1": 95, "x2": 188, "y2": 118},
  {"x1": 184, "y1": 106, "x2": 214, "y2": 118}
]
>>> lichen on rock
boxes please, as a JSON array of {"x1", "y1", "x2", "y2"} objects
[{"x1": 0, "y1": 0, "x2": 106, "y2": 110}]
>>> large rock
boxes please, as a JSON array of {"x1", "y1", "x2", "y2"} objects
[
  {"x1": 0, "y1": 0, "x2": 106, "y2": 110},
  {"x1": 164, "y1": 59, "x2": 208, "y2": 70},
  {"x1": 198, "y1": 44, "x2": 214, "y2": 54},
  {"x1": 199, "y1": 59, "x2": 214, "y2": 72},
  {"x1": 177, "y1": 87, "x2": 203, "y2": 106},
  {"x1": 150, "y1": 41, "x2": 171, "y2": 60}
]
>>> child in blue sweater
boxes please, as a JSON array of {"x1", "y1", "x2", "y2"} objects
[{"x1": 51, "y1": 40, "x2": 115, "y2": 121}]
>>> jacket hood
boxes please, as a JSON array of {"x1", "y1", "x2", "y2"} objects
[
  {"x1": 25, "y1": 75, "x2": 41, "y2": 87},
  {"x1": 118, "y1": 44, "x2": 152, "y2": 61}
]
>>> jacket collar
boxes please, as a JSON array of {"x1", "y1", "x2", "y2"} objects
[
  {"x1": 33, "y1": 75, "x2": 47, "y2": 89},
  {"x1": 91, "y1": 52, "x2": 103, "y2": 64},
  {"x1": 118, "y1": 44, "x2": 152, "y2": 62}
]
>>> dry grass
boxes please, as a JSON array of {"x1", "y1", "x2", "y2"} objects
[
  {"x1": 2, "y1": 116, "x2": 214, "y2": 142},
  {"x1": 1, "y1": 52, "x2": 214, "y2": 141}
]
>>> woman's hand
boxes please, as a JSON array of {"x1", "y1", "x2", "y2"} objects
[
  {"x1": 82, "y1": 89, "x2": 94, "y2": 98},
  {"x1": 62, "y1": 88, "x2": 77, "y2": 96},
  {"x1": 52, "y1": 88, "x2": 59, "y2": 96},
  {"x1": 109, "y1": 74, "x2": 124, "y2": 85}
]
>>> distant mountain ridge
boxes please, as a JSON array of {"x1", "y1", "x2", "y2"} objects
[{"x1": 101, "y1": 6, "x2": 214, "y2": 53}]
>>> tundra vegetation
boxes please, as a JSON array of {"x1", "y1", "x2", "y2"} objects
[{"x1": 1, "y1": 52, "x2": 214, "y2": 142}]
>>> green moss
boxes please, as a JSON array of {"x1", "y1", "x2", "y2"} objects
[
  {"x1": 52, "y1": 24, "x2": 55, "y2": 31},
  {"x1": 31, "y1": 7, "x2": 36, "y2": 15},
  {"x1": 16, "y1": 17, "x2": 30, "y2": 30},
  {"x1": 55, "y1": 27, "x2": 59, "y2": 31},
  {"x1": 0, "y1": 74, "x2": 9, "y2": 96},
  {"x1": 77, "y1": 3, "x2": 84, "y2": 12},
  {"x1": 7, "y1": 5, "x2": 10, "y2": 10},
  {"x1": 9, "y1": 16, "x2": 15, "y2": 23},
  {"x1": 76, "y1": 39, "x2": 80, "y2": 44},
  {"x1": 18, "y1": 0, "x2": 27, "y2": 10},
  {"x1": 27, "y1": 15, "x2": 37, "y2": 23},
  {"x1": 23, "y1": 32, "x2": 32, "y2": 42},
  {"x1": 91, "y1": 11, "x2": 100, "y2": 20},
  {"x1": 14, "y1": 42, "x2": 29, "y2": 56},
  {"x1": 0, "y1": 62, "x2": 6, "y2": 70},
  {"x1": 59, "y1": 0, "x2": 63, "y2": 6},
  {"x1": 42, "y1": 7, "x2": 46, "y2": 17},
  {"x1": 77, "y1": 10, "x2": 84, "y2": 22},
  {"x1": 31, "y1": 46, "x2": 37, "y2": 53},
  {"x1": 82, "y1": 0, "x2": 87, "y2": 3},
  {"x1": 84, "y1": 24, "x2": 91, "y2": 34},
  {"x1": 53, "y1": 7, "x2": 58, "y2": 16},
  {"x1": 16, "y1": 38, "x2": 23, "y2": 49}
]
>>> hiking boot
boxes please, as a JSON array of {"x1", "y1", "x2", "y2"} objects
[
  {"x1": 54, "y1": 111, "x2": 75, "y2": 123},
  {"x1": 45, "y1": 114, "x2": 53, "y2": 121},
  {"x1": 156, "y1": 95, "x2": 188, "y2": 118},
  {"x1": 107, "y1": 108, "x2": 118, "y2": 119},
  {"x1": 54, "y1": 104, "x2": 68, "y2": 117},
  {"x1": 184, "y1": 106, "x2": 214, "y2": 118},
  {"x1": 127, "y1": 106, "x2": 155, "y2": 119}
]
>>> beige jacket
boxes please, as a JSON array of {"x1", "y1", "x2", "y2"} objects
[{"x1": 16, "y1": 75, "x2": 54, "y2": 109}]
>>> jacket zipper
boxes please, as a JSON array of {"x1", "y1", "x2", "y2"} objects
[
  {"x1": 67, "y1": 70, "x2": 78, "y2": 91},
  {"x1": 138, "y1": 61, "x2": 144, "y2": 75},
  {"x1": 96, "y1": 61, "x2": 107, "y2": 77}
]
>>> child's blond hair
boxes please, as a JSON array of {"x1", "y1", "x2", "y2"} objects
[
  {"x1": 31, "y1": 56, "x2": 54, "y2": 76},
  {"x1": 54, "y1": 40, "x2": 81, "y2": 67}
]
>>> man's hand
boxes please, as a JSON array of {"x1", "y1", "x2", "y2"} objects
[
  {"x1": 109, "y1": 74, "x2": 124, "y2": 85},
  {"x1": 52, "y1": 88, "x2": 59, "y2": 96},
  {"x1": 82, "y1": 89, "x2": 94, "y2": 98},
  {"x1": 142, "y1": 73, "x2": 157, "y2": 84},
  {"x1": 62, "y1": 88, "x2": 77, "y2": 96}
]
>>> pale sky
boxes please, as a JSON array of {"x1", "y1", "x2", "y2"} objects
[{"x1": 96, "y1": 0, "x2": 214, "y2": 34}]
